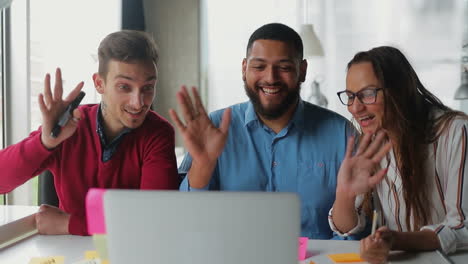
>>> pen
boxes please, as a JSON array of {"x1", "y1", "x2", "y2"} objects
[
  {"x1": 371, "y1": 210, "x2": 378, "y2": 235},
  {"x1": 51, "y1": 91, "x2": 86, "y2": 138}
]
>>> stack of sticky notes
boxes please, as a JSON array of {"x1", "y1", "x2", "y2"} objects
[{"x1": 86, "y1": 188, "x2": 109, "y2": 263}]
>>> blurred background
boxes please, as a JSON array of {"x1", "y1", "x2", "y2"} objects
[{"x1": 1, "y1": 0, "x2": 467, "y2": 205}]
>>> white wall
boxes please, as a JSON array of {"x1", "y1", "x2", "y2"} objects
[{"x1": 143, "y1": 0, "x2": 200, "y2": 147}]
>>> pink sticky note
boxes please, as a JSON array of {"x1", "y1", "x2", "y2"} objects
[
  {"x1": 298, "y1": 237, "x2": 308, "y2": 260},
  {"x1": 86, "y1": 188, "x2": 107, "y2": 234}
]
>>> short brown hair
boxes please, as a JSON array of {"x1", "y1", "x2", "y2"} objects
[{"x1": 98, "y1": 30, "x2": 159, "y2": 77}]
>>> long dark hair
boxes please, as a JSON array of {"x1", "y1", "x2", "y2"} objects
[{"x1": 348, "y1": 46, "x2": 464, "y2": 230}]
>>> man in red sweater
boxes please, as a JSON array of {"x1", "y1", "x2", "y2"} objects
[{"x1": 0, "y1": 30, "x2": 179, "y2": 235}]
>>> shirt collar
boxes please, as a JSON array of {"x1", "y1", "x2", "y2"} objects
[
  {"x1": 96, "y1": 103, "x2": 132, "y2": 146},
  {"x1": 244, "y1": 101, "x2": 259, "y2": 126},
  {"x1": 243, "y1": 99, "x2": 305, "y2": 131}
]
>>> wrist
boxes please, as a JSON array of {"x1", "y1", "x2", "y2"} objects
[
  {"x1": 40, "y1": 132, "x2": 58, "y2": 150},
  {"x1": 188, "y1": 160, "x2": 216, "y2": 189},
  {"x1": 336, "y1": 185, "x2": 357, "y2": 201},
  {"x1": 62, "y1": 213, "x2": 71, "y2": 235}
]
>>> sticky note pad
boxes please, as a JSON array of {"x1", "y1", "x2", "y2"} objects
[
  {"x1": 86, "y1": 188, "x2": 107, "y2": 234},
  {"x1": 85, "y1": 251, "x2": 99, "y2": 260},
  {"x1": 29, "y1": 256, "x2": 65, "y2": 264},
  {"x1": 298, "y1": 237, "x2": 308, "y2": 260},
  {"x1": 327, "y1": 253, "x2": 364, "y2": 263}
]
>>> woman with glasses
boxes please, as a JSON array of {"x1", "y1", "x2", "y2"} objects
[{"x1": 329, "y1": 46, "x2": 468, "y2": 263}]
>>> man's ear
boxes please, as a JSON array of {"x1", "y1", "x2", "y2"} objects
[
  {"x1": 299, "y1": 59, "x2": 308, "y2": 83},
  {"x1": 93, "y1": 73, "x2": 105, "y2": 94},
  {"x1": 242, "y1": 58, "x2": 247, "y2": 82}
]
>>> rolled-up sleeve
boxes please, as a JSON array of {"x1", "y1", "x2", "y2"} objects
[{"x1": 421, "y1": 118, "x2": 468, "y2": 254}]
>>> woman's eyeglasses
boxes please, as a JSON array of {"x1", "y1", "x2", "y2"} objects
[{"x1": 336, "y1": 87, "x2": 383, "y2": 106}]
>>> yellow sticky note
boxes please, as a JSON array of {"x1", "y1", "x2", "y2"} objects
[
  {"x1": 327, "y1": 253, "x2": 364, "y2": 263},
  {"x1": 92, "y1": 234, "x2": 108, "y2": 260},
  {"x1": 85, "y1": 251, "x2": 99, "y2": 259},
  {"x1": 29, "y1": 256, "x2": 65, "y2": 264}
]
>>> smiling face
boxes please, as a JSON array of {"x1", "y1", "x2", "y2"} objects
[
  {"x1": 94, "y1": 59, "x2": 157, "y2": 136},
  {"x1": 242, "y1": 39, "x2": 306, "y2": 120},
  {"x1": 346, "y1": 62, "x2": 385, "y2": 135}
]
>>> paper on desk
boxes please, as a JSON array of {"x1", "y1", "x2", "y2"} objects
[
  {"x1": 327, "y1": 253, "x2": 364, "y2": 263},
  {"x1": 29, "y1": 256, "x2": 65, "y2": 264},
  {"x1": 86, "y1": 188, "x2": 107, "y2": 234}
]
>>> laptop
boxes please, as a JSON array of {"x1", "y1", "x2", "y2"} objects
[{"x1": 103, "y1": 190, "x2": 300, "y2": 264}]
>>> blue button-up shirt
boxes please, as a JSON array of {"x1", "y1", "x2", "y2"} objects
[{"x1": 179, "y1": 99, "x2": 353, "y2": 239}]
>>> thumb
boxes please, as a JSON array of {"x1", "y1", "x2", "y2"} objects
[
  {"x1": 219, "y1": 108, "x2": 231, "y2": 134},
  {"x1": 71, "y1": 108, "x2": 82, "y2": 123}
]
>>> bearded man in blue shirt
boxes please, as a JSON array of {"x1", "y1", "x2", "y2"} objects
[{"x1": 169, "y1": 23, "x2": 390, "y2": 239}]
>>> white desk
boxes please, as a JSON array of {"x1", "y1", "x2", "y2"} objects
[
  {"x1": 303, "y1": 239, "x2": 468, "y2": 264},
  {"x1": 1, "y1": 236, "x2": 467, "y2": 264},
  {"x1": 0, "y1": 206, "x2": 467, "y2": 264},
  {"x1": 0, "y1": 234, "x2": 93, "y2": 263}
]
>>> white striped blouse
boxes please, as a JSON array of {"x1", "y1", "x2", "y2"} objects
[{"x1": 329, "y1": 117, "x2": 468, "y2": 254}]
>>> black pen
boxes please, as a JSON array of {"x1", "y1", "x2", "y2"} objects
[{"x1": 50, "y1": 91, "x2": 86, "y2": 138}]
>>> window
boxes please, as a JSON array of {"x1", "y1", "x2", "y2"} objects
[
  {"x1": 0, "y1": 8, "x2": 5, "y2": 205},
  {"x1": 0, "y1": 0, "x2": 120, "y2": 205},
  {"x1": 26, "y1": 0, "x2": 120, "y2": 205}
]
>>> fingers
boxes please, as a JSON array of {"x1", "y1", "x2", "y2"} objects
[
  {"x1": 176, "y1": 86, "x2": 197, "y2": 123},
  {"x1": 355, "y1": 130, "x2": 392, "y2": 165},
  {"x1": 344, "y1": 135, "x2": 355, "y2": 159},
  {"x1": 360, "y1": 236, "x2": 390, "y2": 264},
  {"x1": 191, "y1": 86, "x2": 208, "y2": 117},
  {"x1": 368, "y1": 167, "x2": 388, "y2": 187},
  {"x1": 371, "y1": 140, "x2": 392, "y2": 164},
  {"x1": 362, "y1": 131, "x2": 387, "y2": 158},
  {"x1": 219, "y1": 108, "x2": 232, "y2": 134},
  {"x1": 355, "y1": 132, "x2": 372, "y2": 156},
  {"x1": 168, "y1": 108, "x2": 186, "y2": 133},
  {"x1": 71, "y1": 108, "x2": 82, "y2": 124},
  {"x1": 64, "y1": 81, "x2": 85, "y2": 103},
  {"x1": 181, "y1": 86, "x2": 197, "y2": 119},
  {"x1": 53, "y1": 68, "x2": 63, "y2": 101},
  {"x1": 43, "y1": 73, "x2": 53, "y2": 106},
  {"x1": 38, "y1": 93, "x2": 47, "y2": 114}
]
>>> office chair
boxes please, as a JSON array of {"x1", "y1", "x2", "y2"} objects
[{"x1": 38, "y1": 170, "x2": 59, "y2": 207}]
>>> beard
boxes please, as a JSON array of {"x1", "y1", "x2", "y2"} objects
[{"x1": 244, "y1": 81, "x2": 301, "y2": 120}]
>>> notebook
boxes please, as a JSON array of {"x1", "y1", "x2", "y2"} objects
[{"x1": 103, "y1": 190, "x2": 300, "y2": 264}]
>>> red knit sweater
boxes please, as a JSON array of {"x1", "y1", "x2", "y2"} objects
[{"x1": 0, "y1": 104, "x2": 179, "y2": 235}]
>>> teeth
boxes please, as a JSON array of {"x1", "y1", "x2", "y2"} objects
[
  {"x1": 126, "y1": 110, "x2": 141, "y2": 115},
  {"x1": 262, "y1": 87, "x2": 280, "y2": 94},
  {"x1": 358, "y1": 116, "x2": 373, "y2": 121}
]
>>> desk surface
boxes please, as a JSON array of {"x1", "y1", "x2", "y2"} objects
[
  {"x1": 1, "y1": 235, "x2": 467, "y2": 264},
  {"x1": 0, "y1": 206, "x2": 467, "y2": 264}
]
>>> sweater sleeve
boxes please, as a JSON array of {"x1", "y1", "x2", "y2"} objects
[
  {"x1": 421, "y1": 118, "x2": 468, "y2": 254},
  {"x1": 68, "y1": 213, "x2": 89, "y2": 235},
  {"x1": 139, "y1": 122, "x2": 179, "y2": 190},
  {"x1": 0, "y1": 129, "x2": 57, "y2": 194}
]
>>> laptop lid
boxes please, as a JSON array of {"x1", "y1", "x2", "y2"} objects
[{"x1": 103, "y1": 190, "x2": 300, "y2": 264}]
